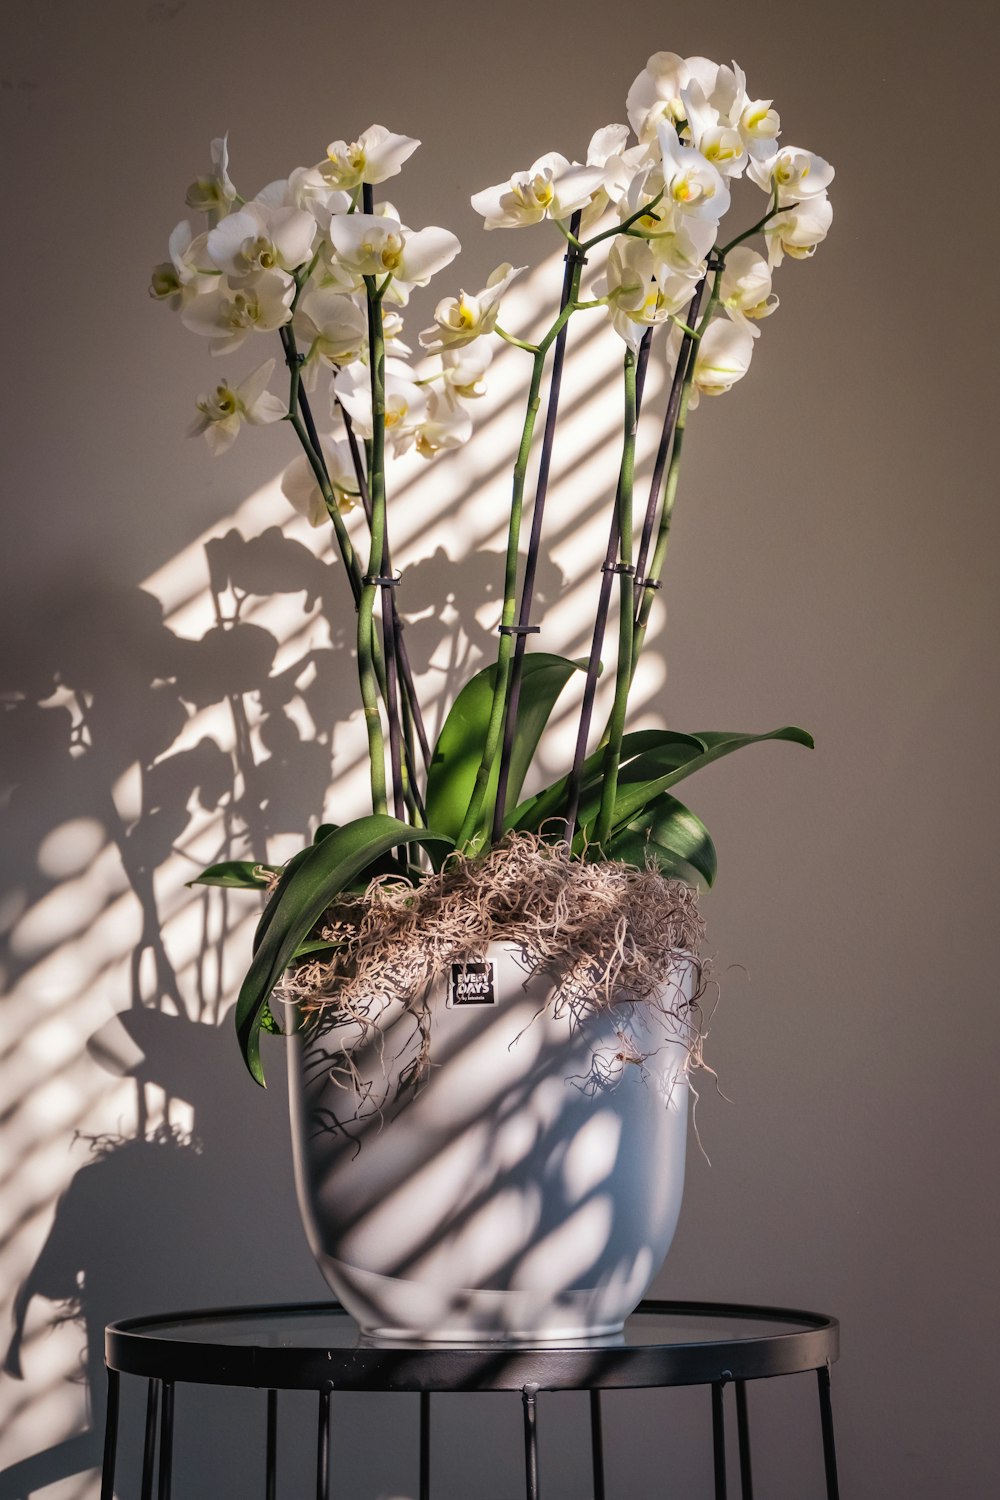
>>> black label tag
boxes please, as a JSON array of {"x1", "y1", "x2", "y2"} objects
[{"x1": 449, "y1": 961, "x2": 496, "y2": 1006}]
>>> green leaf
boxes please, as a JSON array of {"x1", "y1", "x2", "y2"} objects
[
  {"x1": 605, "y1": 791, "x2": 718, "y2": 888},
  {"x1": 425, "y1": 653, "x2": 588, "y2": 848},
  {"x1": 575, "y1": 725, "x2": 813, "y2": 851},
  {"x1": 236, "y1": 815, "x2": 453, "y2": 1086},
  {"x1": 507, "y1": 729, "x2": 707, "y2": 836},
  {"x1": 186, "y1": 860, "x2": 277, "y2": 890}
]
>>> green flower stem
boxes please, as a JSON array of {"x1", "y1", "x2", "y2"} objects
[
  {"x1": 338, "y1": 399, "x2": 432, "y2": 770},
  {"x1": 494, "y1": 325, "x2": 540, "y2": 354},
  {"x1": 455, "y1": 348, "x2": 545, "y2": 848},
  {"x1": 492, "y1": 220, "x2": 586, "y2": 844},
  {"x1": 358, "y1": 269, "x2": 390, "y2": 818},
  {"x1": 718, "y1": 188, "x2": 787, "y2": 256},
  {"x1": 281, "y1": 327, "x2": 424, "y2": 826},
  {"x1": 629, "y1": 259, "x2": 725, "y2": 678},
  {"x1": 593, "y1": 348, "x2": 639, "y2": 847},
  {"x1": 560, "y1": 327, "x2": 653, "y2": 846},
  {"x1": 453, "y1": 292, "x2": 582, "y2": 850},
  {"x1": 632, "y1": 280, "x2": 707, "y2": 614},
  {"x1": 580, "y1": 190, "x2": 665, "y2": 253}
]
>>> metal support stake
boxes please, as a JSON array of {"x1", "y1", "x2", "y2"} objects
[
  {"x1": 266, "y1": 1389, "x2": 278, "y2": 1500},
  {"x1": 711, "y1": 1381, "x2": 728, "y2": 1500},
  {"x1": 99, "y1": 1367, "x2": 120, "y2": 1500},
  {"x1": 817, "y1": 1365, "x2": 841, "y2": 1500},
  {"x1": 140, "y1": 1379, "x2": 159, "y2": 1500},
  {"x1": 419, "y1": 1391, "x2": 431, "y2": 1500},
  {"x1": 735, "y1": 1381, "x2": 753, "y2": 1500},
  {"x1": 522, "y1": 1383, "x2": 540, "y2": 1500},
  {"x1": 316, "y1": 1387, "x2": 331, "y2": 1500},
  {"x1": 589, "y1": 1390, "x2": 605, "y2": 1500},
  {"x1": 157, "y1": 1381, "x2": 174, "y2": 1500}
]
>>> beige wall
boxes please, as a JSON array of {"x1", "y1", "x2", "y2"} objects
[{"x1": 3, "y1": 0, "x2": 999, "y2": 1495}]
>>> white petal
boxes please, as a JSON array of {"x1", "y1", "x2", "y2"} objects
[
  {"x1": 361, "y1": 125, "x2": 421, "y2": 182},
  {"x1": 398, "y1": 226, "x2": 461, "y2": 286}
]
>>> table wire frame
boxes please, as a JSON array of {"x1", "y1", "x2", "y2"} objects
[{"x1": 101, "y1": 1299, "x2": 841, "y2": 1498}]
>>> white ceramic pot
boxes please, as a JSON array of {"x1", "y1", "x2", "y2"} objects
[{"x1": 285, "y1": 941, "x2": 696, "y2": 1343}]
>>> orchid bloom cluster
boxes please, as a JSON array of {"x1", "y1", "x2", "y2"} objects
[
  {"x1": 471, "y1": 50, "x2": 832, "y2": 404},
  {"x1": 151, "y1": 126, "x2": 514, "y2": 497},
  {"x1": 154, "y1": 51, "x2": 832, "y2": 864}
]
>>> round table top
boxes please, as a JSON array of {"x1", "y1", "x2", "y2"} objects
[{"x1": 106, "y1": 1299, "x2": 839, "y2": 1393}]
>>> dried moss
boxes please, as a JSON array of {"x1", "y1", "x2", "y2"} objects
[{"x1": 279, "y1": 833, "x2": 705, "y2": 1043}]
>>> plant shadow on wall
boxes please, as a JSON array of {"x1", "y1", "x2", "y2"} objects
[{"x1": 0, "y1": 527, "x2": 561, "y2": 1496}]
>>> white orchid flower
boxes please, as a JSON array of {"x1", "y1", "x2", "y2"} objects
[
  {"x1": 323, "y1": 125, "x2": 420, "y2": 190},
  {"x1": 656, "y1": 123, "x2": 731, "y2": 222},
  {"x1": 185, "y1": 136, "x2": 238, "y2": 221},
  {"x1": 418, "y1": 263, "x2": 522, "y2": 352},
  {"x1": 685, "y1": 57, "x2": 747, "y2": 124},
  {"x1": 764, "y1": 193, "x2": 833, "y2": 267},
  {"x1": 381, "y1": 307, "x2": 412, "y2": 358},
  {"x1": 150, "y1": 220, "x2": 215, "y2": 307},
  {"x1": 280, "y1": 441, "x2": 360, "y2": 525},
  {"x1": 180, "y1": 269, "x2": 295, "y2": 353},
  {"x1": 626, "y1": 52, "x2": 692, "y2": 143},
  {"x1": 681, "y1": 81, "x2": 746, "y2": 179},
  {"x1": 619, "y1": 176, "x2": 717, "y2": 274},
  {"x1": 440, "y1": 340, "x2": 493, "y2": 399},
  {"x1": 471, "y1": 152, "x2": 606, "y2": 230},
  {"x1": 414, "y1": 389, "x2": 474, "y2": 460},
  {"x1": 689, "y1": 319, "x2": 755, "y2": 406},
  {"x1": 327, "y1": 213, "x2": 460, "y2": 299},
  {"x1": 719, "y1": 248, "x2": 778, "y2": 336},
  {"x1": 333, "y1": 359, "x2": 427, "y2": 456},
  {"x1": 189, "y1": 360, "x2": 286, "y2": 455},
  {"x1": 578, "y1": 125, "x2": 647, "y2": 230},
  {"x1": 597, "y1": 239, "x2": 700, "y2": 351},
  {"x1": 207, "y1": 200, "x2": 316, "y2": 280},
  {"x1": 749, "y1": 145, "x2": 834, "y2": 202},
  {"x1": 258, "y1": 168, "x2": 352, "y2": 234},
  {"x1": 293, "y1": 288, "x2": 368, "y2": 389},
  {"x1": 739, "y1": 100, "x2": 781, "y2": 158}
]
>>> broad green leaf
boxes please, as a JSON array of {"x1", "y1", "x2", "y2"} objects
[
  {"x1": 187, "y1": 860, "x2": 277, "y2": 890},
  {"x1": 425, "y1": 653, "x2": 588, "y2": 848},
  {"x1": 507, "y1": 730, "x2": 707, "y2": 836},
  {"x1": 575, "y1": 725, "x2": 813, "y2": 851},
  {"x1": 605, "y1": 791, "x2": 718, "y2": 888},
  {"x1": 253, "y1": 844, "x2": 314, "y2": 955},
  {"x1": 236, "y1": 815, "x2": 453, "y2": 1086}
]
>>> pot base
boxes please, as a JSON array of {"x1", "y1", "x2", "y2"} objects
[{"x1": 321, "y1": 1254, "x2": 633, "y2": 1344}]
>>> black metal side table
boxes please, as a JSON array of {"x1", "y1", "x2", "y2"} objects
[{"x1": 101, "y1": 1299, "x2": 840, "y2": 1499}]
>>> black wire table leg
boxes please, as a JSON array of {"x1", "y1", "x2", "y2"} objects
[
  {"x1": 817, "y1": 1365, "x2": 841, "y2": 1500},
  {"x1": 99, "y1": 1367, "x2": 120, "y2": 1500},
  {"x1": 316, "y1": 1387, "x2": 331, "y2": 1500},
  {"x1": 589, "y1": 1390, "x2": 605, "y2": 1500},
  {"x1": 266, "y1": 1389, "x2": 278, "y2": 1500},
  {"x1": 157, "y1": 1381, "x2": 174, "y2": 1500},
  {"x1": 711, "y1": 1382, "x2": 728, "y2": 1500},
  {"x1": 419, "y1": 1391, "x2": 430, "y2": 1500},
  {"x1": 140, "y1": 1379, "x2": 159, "y2": 1500},
  {"x1": 735, "y1": 1381, "x2": 753, "y2": 1500},
  {"x1": 522, "y1": 1383, "x2": 540, "y2": 1500}
]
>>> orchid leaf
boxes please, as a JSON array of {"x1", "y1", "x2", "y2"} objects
[
  {"x1": 605, "y1": 791, "x2": 718, "y2": 888},
  {"x1": 506, "y1": 729, "x2": 707, "y2": 836},
  {"x1": 187, "y1": 860, "x2": 277, "y2": 890},
  {"x1": 237, "y1": 815, "x2": 453, "y2": 1085},
  {"x1": 425, "y1": 653, "x2": 588, "y2": 850},
  {"x1": 574, "y1": 725, "x2": 813, "y2": 852}
]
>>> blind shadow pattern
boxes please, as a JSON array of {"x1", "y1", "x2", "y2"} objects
[{"x1": 0, "y1": 250, "x2": 686, "y2": 1496}]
